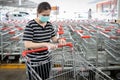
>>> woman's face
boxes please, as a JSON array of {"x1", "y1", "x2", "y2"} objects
[
  {"x1": 38, "y1": 10, "x2": 51, "y2": 23},
  {"x1": 38, "y1": 10, "x2": 51, "y2": 16}
]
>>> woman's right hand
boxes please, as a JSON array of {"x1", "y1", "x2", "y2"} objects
[{"x1": 45, "y1": 43, "x2": 58, "y2": 50}]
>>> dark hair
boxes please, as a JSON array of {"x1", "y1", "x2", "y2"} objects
[{"x1": 37, "y1": 2, "x2": 51, "y2": 14}]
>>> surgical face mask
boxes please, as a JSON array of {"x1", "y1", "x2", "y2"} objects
[{"x1": 39, "y1": 15, "x2": 50, "y2": 23}]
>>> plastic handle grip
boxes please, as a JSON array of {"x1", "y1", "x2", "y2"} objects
[
  {"x1": 105, "y1": 29, "x2": 111, "y2": 31},
  {"x1": 100, "y1": 31, "x2": 118, "y2": 39},
  {"x1": 22, "y1": 47, "x2": 48, "y2": 57},
  {"x1": 1, "y1": 27, "x2": 8, "y2": 30},
  {"x1": 58, "y1": 31, "x2": 64, "y2": 35},
  {"x1": 75, "y1": 30, "x2": 83, "y2": 33},
  {"x1": 81, "y1": 35, "x2": 91, "y2": 38},
  {"x1": 9, "y1": 31, "x2": 15, "y2": 34},
  {"x1": 89, "y1": 30, "x2": 96, "y2": 32},
  {"x1": 110, "y1": 36, "x2": 118, "y2": 39},
  {"x1": 16, "y1": 27, "x2": 23, "y2": 30},
  {"x1": 22, "y1": 42, "x2": 73, "y2": 57},
  {"x1": 58, "y1": 42, "x2": 73, "y2": 48}
]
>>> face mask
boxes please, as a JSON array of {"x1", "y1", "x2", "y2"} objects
[{"x1": 39, "y1": 15, "x2": 50, "y2": 23}]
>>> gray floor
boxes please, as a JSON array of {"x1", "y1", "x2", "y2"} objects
[{"x1": 0, "y1": 69, "x2": 26, "y2": 80}]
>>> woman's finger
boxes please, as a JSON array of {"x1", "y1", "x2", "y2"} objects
[{"x1": 61, "y1": 39, "x2": 66, "y2": 45}]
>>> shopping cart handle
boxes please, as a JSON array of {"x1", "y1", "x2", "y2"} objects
[
  {"x1": 22, "y1": 47, "x2": 48, "y2": 57},
  {"x1": 75, "y1": 30, "x2": 84, "y2": 33},
  {"x1": 22, "y1": 42, "x2": 73, "y2": 57},
  {"x1": 89, "y1": 30, "x2": 96, "y2": 32},
  {"x1": 1, "y1": 27, "x2": 7, "y2": 30},
  {"x1": 116, "y1": 29, "x2": 120, "y2": 33},
  {"x1": 57, "y1": 31, "x2": 64, "y2": 35},
  {"x1": 81, "y1": 35, "x2": 91, "y2": 38},
  {"x1": 9, "y1": 31, "x2": 15, "y2": 34},
  {"x1": 110, "y1": 36, "x2": 118, "y2": 39},
  {"x1": 58, "y1": 42, "x2": 73, "y2": 48}
]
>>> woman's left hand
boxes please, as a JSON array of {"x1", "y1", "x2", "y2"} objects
[{"x1": 58, "y1": 38, "x2": 66, "y2": 45}]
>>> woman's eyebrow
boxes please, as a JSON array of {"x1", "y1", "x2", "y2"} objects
[{"x1": 42, "y1": 14, "x2": 50, "y2": 16}]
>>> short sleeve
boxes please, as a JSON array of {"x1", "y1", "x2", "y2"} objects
[
  {"x1": 51, "y1": 27, "x2": 56, "y2": 37},
  {"x1": 23, "y1": 23, "x2": 33, "y2": 41}
]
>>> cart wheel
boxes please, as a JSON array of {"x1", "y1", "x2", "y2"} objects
[{"x1": 116, "y1": 72, "x2": 120, "y2": 80}]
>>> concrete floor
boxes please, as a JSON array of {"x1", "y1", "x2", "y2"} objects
[{"x1": 0, "y1": 69, "x2": 26, "y2": 80}]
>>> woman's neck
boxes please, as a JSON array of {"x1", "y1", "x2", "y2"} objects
[{"x1": 35, "y1": 18, "x2": 47, "y2": 27}]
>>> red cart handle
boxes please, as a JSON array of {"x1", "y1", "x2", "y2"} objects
[
  {"x1": 22, "y1": 42, "x2": 73, "y2": 57},
  {"x1": 81, "y1": 35, "x2": 91, "y2": 38},
  {"x1": 76, "y1": 31, "x2": 91, "y2": 38},
  {"x1": 100, "y1": 31, "x2": 118, "y2": 39}
]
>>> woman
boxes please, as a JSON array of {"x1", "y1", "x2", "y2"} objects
[{"x1": 23, "y1": 2, "x2": 66, "y2": 80}]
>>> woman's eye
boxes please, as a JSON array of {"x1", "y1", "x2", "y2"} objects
[{"x1": 42, "y1": 15, "x2": 50, "y2": 16}]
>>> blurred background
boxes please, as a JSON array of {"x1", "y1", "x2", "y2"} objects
[
  {"x1": 0, "y1": 0, "x2": 120, "y2": 80},
  {"x1": 0, "y1": 0, "x2": 119, "y2": 21}
]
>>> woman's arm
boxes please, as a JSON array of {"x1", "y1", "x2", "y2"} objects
[
  {"x1": 24, "y1": 41, "x2": 48, "y2": 49},
  {"x1": 24, "y1": 41, "x2": 57, "y2": 50}
]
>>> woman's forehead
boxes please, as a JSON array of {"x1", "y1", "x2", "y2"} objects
[{"x1": 40, "y1": 10, "x2": 51, "y2": 14}]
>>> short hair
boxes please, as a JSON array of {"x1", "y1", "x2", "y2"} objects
[{"x1": 37, "y1": 2, "x2": 51, "y2": 14}]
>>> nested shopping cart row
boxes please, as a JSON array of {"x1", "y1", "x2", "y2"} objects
[
  {"x1": 0, "y1": 20, "x2": 27, "y2": 62},
  {"x1": 89, "y1": 21, "x2": 120, "y2": 64},
  {"x1": 68, "y1": 20, "x2": 120, "y2": 67},
  {"x1": 22, "y1": 42, "x2": 113, "y2": 80}
]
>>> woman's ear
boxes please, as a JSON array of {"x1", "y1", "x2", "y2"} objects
[{"x1": 37, "y1": 13, "x2": 39, "y2": 17}]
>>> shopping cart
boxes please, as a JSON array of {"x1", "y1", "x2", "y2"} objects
[
  {"x1": 22, "y1": 42, "x2": 113, "y2": 80},
  {"x1": 22, "y1": 43, "x2": 73, "y2": 80},
  {"x1": 0, "y1": 26, "x2": 16, "y2": 60},
  {"x1": 100, "y1": 31, "x2": 120, "y2": 64},
  {"x1": 0, "y1": 21, "x2": 24, "y2": 62}
]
